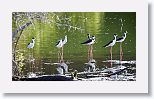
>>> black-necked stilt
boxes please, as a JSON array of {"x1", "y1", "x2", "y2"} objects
[
  {"x1": 116, "y1": 31, "x2": 128, "y2": 62},
  {"x1": 104, "y1": 34, "x2": 117, "y2": 65},
  {"x1": 27, "y1": 37, "x2": 35, "y2": 72},
  {"x1": 27, "y1": 37, "x2": 35, "y2": 49},
  {"x1": 56, "y1": 35, "x2": 67, "y2": 62},
  {"x1": 81, "y1": 35, "x2": 95, "y2": 60}
]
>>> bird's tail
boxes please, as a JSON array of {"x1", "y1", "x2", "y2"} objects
[
  {"x1": 81, "y1": 42, "x2": 86, "y2": 44},
  {"x1": 81, "y1": 42, "x2": 84, "y2": 44},
  {"x1": 103, "y1": 44, "x2": 108, "y2": 48}
]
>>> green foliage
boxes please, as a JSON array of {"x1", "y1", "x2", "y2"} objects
[{"x1": 15, "y1": 51, "x2": 25, "y2": 75}]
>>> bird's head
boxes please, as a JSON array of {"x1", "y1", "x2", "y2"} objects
[
  {"x1": 32, "y1": 37, "x2": 35, "y2": 40},
  {"x1": 114, "y1": 34, "x2": 118, "y2": 37},
  {"x1": 91, "y1": 36, "x2": 95, "y2": 40},
  {"x1": 124, "y1": 31, "x2": 128, "y2": 34}
]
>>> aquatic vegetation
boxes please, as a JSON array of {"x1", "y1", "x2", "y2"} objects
[{"x1": 15, "y1": 51, "x2": 25, "y2": 75}]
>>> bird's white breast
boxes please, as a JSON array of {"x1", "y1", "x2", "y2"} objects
[
  {"x1": 56, "y1": 40, "x2": 63, "y2": 48},
  {"x1": 87, "y1": 39, "x2": 95, "y2": 45},
  {"x1": 27, "y1": 42, "x2": 35, "y2": 48},
  {"x1": 108, "y1": 39, "x2": 116, "y2": 47}
]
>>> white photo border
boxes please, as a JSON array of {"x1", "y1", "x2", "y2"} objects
[{"x1": 0, "y1": 0, "x2": 148, "y2": 93}]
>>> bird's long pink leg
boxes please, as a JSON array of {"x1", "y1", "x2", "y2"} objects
[
  {"x1": 89, "y1": 45, "x2": 91, "y2": 60},
  {"x1": 58, "y1": 49, "x2": 60, "y2": 63},
  {"x1": 59, "y1": 48, "x2": 61, "y2": 62},
  {"x1": 88, "y1": 45, "x2": 90, "y2": 61},
  {"x1": 120, "y1": 42, "x2": 123, "y2": 64},
  {"x1": 31, "y1": 49, "x2": 33, "y2": 72},
  {"x1": 29, "y1": 49, "x2": 30, "y2": 72},
  {"x1": 30, "y1": 50, "x2": 33, "y2": 72},
  {"x1": 88, "y1": 45, "x2": 89, "y2": 61},
  {"x1": 60, "y1": 48, "x2": 62, "y2": 62},
  {"x1": 61, "y1": 46, "x2": 64, "y2": 62},
  {"x1": 32, "y1": 48, "x2": 34, "y2": 72},
  {"x1": 110, "y1": 47, "x2": 112, "y2": 61},
  {"x1": 110, "y1": 47, "x2": 112, "y2": 67},
  {"x1": 91, "y1": 45, "x2": 93, "y2": 59},
  {"x1": 121, "y1": 42, "x2": 123, "y2": 59},
  {"x1": 120, "y1": 42, "x2": 122, "y2": 64}
]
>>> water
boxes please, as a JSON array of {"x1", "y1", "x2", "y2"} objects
[{"x1": 12, "y1": 12, "x2": 136, "y2": 80}]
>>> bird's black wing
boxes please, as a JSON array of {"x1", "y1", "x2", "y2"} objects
[
  {"x1": 103, "y1": 40, "x2": 113, "y2": 47},
  {"x1": 27, "y1": 43, "x2": 30, "y2": 46},
  {"x1": 81, "y1": 39, "x2": 92, "y2": 44},
  {"x1": 116, "y1": 37, "x2": 123, "y2": 41},
  {"x1": 56, "y1": 40, "x2": 60, "y2": 46}
]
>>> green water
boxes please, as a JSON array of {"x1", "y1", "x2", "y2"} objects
[{"x1": 12, "y1": 12, "x2": 136, "y2": 75}]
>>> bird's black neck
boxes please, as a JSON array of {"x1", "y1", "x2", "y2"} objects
[
  {"x1": 113, "y1": 36, "x2": 117, "y2": 41},
  {"x1": 31, "y1": 39, "x2": 35, "y2": 43},
  {"x1": 124, "y1": 33, "x2": 127, "y2": 37},
  {"x1": 88, "y1": 34, "x2": 90, "y2": 39}
]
